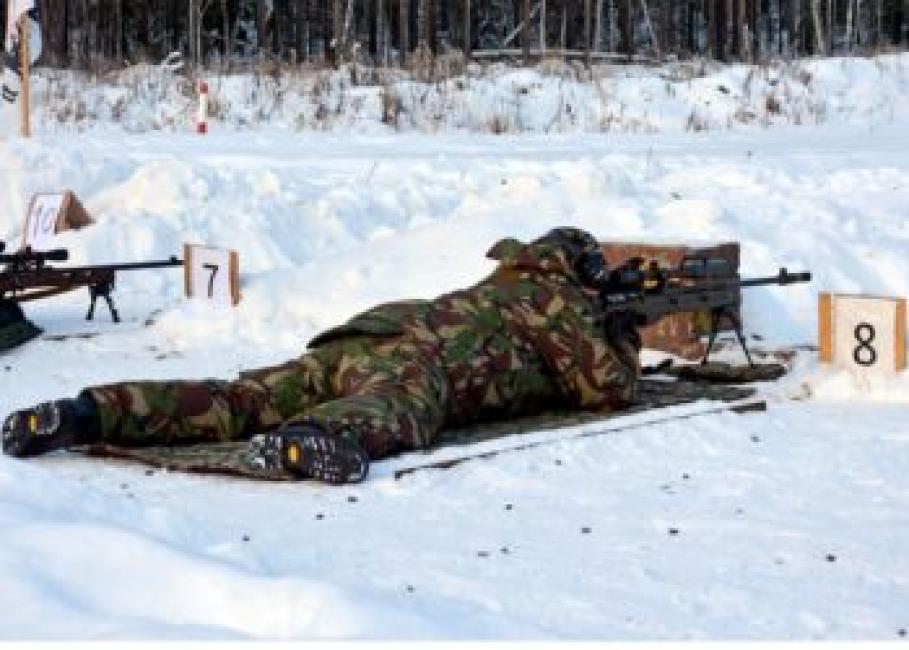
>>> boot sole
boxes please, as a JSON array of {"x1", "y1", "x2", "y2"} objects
[
  {"x1": 2, "y1": 402, "x2": 64, "y2": 458},
  {"x1": 244, "y1": 428, "x2": 369, "y2": 484}
]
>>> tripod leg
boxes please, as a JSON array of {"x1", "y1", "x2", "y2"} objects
[
  {"x1": 104, "y1": 295, "x2": 121, "y2": 323},
  {"x1": 701, "y1": 310, "x2": 722, "y2": 365},
  {"x1": 86, "y1": 291, "x2": 98, "y2": 321},
  {"x1": 727, "y1": 309, "x2": 755, "y2": 368}
]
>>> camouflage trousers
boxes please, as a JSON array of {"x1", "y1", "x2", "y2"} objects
[{"x1": 84, "y1": 336, "x2": 449, "y2": 460}]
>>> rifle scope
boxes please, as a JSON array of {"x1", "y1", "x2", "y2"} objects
[{"x1": 0, "y1": 247, "x2": 70, "y2": 263}]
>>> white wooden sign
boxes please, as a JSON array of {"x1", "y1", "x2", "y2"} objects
[
  {"x1": 23, "y1": 192, "x2": 67, "y2": 250},
  {"x1": 819, "y1": 293, "x2": 906, "y2": 373},
  {"x1": 183, "y1": 244, "x2": 240, "y2": 306},
  {"x1": 21, "y1": 191, "x2": 94, "y2": 251}
]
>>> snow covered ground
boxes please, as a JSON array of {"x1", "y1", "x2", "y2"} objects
[{"x1": 1, "y1": 67, "x2": 908, "y2": 639}]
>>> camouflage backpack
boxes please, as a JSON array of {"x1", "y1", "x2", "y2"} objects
[{"x1": 0, "y1": 300, "x2": 42, "y2": 352}]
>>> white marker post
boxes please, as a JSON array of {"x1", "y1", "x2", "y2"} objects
[
  {"x1": 819, "y1": 293, "x2": 907, "y2": 374},
  {"x1": 183, "y1": 243, "x2": 240, "y2": 306},
  {"x1": 19, "y1": 10, "x2": 30, "y2": 138},
  {"x1": 197, "y1": 80, "x2": 209, "y2": 135},
  {"x1": 22, "y1": 192, "x2": 65, "y2": 250},
  {"x1": 21, "y1": 190, "x2": 94, "y2": 251}
]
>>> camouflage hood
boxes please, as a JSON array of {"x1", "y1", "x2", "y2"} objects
[
  {"x1": 487, "y1": 227, "x2": 602, "y2": 280},
  {"x1": 486, "y1": 237, "x2": 577, "y2": 278}
]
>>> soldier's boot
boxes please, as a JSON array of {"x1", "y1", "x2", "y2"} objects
[
  {"x1": 244, "y1": 424, "x2": 369, "y2": 484},
  {"x1": 2, "y1": 395, "x2": 100, "y2": 458}
]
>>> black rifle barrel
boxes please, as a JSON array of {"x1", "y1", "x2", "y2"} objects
[
  {"x1": 737, "y1": 268, "x2": 812, "y2": 287},
  {"x1": 666, "y1": 267, "x2": 812, "y2": 290},
  {"x1": 76, "y1": 256, "x2": 183, "y2": 272}
]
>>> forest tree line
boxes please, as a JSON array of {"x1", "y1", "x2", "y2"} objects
[{"x1": 7, "y1": 0, "x2": 909, "y2": 71}]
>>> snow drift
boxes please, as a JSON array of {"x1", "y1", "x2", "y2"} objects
[{"x1": 24, "y1": 53, "x2": 909, "y2": 135}]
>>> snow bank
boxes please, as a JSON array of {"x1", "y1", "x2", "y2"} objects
[
  {"x1": 807, "y1": 366, "x2": 909, "y2": 403},
  {"x1": 1, "y1": 123, "x2": 907, "y2": 401},
  {"x1": 22, "y1": 53, "x2": 909, "y2": 135}
]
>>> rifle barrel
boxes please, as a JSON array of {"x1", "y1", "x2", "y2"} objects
[
  {"x1": 82, "y1": 257, "x2": 184, "y2": 271},
  {"x1": 738, "y1": 268, "x2": 812, "y2": 287}
]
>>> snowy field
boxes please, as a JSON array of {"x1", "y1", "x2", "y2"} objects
[{"x1": 1, "y1": 65, "x2": 908, "y2": 639}]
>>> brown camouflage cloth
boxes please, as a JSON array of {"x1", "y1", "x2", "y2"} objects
[{"x1": 84, "y1": 229, "x2": 640, "y2": 462}]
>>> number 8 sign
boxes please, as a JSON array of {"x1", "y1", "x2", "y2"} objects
[
  {"x1": 183, "y1": 244, "x2": 240, "y2": 306},
  {"x1": 819, "y1": 293, "x2": 906, "y2": 373}
]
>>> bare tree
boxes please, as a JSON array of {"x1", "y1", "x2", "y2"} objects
[
  {"x1": 620, "y1": 0, "x2": 634, "y2": 58},
  {"x1": 845, "y1": 0, "x2": 855, "y2": 50},
  {"x1": 594, "y1": 0, "x2": 603, "y2": 51},
  {"x1": 400, "y1": 0, "x2": 410, "y2": 64},
  {"x1": 464, "y1": 0, "x2": 473, "y2": 57},
  {"x1": 13, "y1": 0, "x2": 909, "y2": 72},
  {"x1": 584, "y1": 0, "x2": 592, "y2": 64},
  {"x1": 522, "y1": 0, "x2": 531, "y2": 62},
  {"x1": 811, "y1": 0, "x2": 827, "y2": 52},
  {"x1": 740, "y1": 0, "x2": 751, "y2": 60}
]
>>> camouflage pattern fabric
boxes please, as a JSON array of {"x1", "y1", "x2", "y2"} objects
[
  {"x1": 84, "y1": 228, "x2": 640, "y2": 462},
  {"x1": 80, "y1": 378, "x2": 757, "y2": 481}
]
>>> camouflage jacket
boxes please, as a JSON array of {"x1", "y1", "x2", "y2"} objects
[{"x1": 309, "y1": 234, "x2": 639, "y2": 426}]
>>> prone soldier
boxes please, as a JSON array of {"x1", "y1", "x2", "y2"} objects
[{"x1": 2, "y1": 228, "x2": 640, "y2": 484}]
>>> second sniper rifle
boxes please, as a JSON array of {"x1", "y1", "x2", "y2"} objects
[
  {"x1": 597, "y1": 255, "x2": 812, "y2": 367},
  {"x1": 0, "y1": 240, "x2": 183, "y2": 323}
]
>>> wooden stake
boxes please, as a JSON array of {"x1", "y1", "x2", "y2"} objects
[
  {"x1": 19, "y1": 12, "x2": 31, "y2": 138},
  {"x1": 896, "y1": 298, "x2": 906, "y2": 372},
  {"x1": 818, "y1": 292, "x2": 833, "y2": 363}
]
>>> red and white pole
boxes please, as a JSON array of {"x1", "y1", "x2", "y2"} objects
[{"x1": 196, "y1": 81, "x2": 209, "y2": 135}]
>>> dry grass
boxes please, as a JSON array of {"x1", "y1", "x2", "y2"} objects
[
  {"x1": 381, "y1": 84, "x2": 404, "y2": 128},
  {"x1": 686, "y1": 109, "x2": 709, "y2": 132}
]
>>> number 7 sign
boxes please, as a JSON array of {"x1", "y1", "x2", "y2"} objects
[
  {"x1": 819, "y1": 293, "x2": 906, "y2": 373},
  {"x1": 183, "y1": 244, "x2": 240, "y2": 306}
]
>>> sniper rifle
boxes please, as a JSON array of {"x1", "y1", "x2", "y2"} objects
[
  {"x1": 0, "y1": 240, "x2": 183, "y2": 325},
  {"x1": 596, "y1": 254, "x2": 812, "y2": 368}
]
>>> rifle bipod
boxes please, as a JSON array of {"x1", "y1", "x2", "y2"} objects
[
  {"x1": 702, "y1": 306, "x2": 754, "y2": 368},
  {"x1": 87, "y1": 281, "x2": 121, "y2": 323}
]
